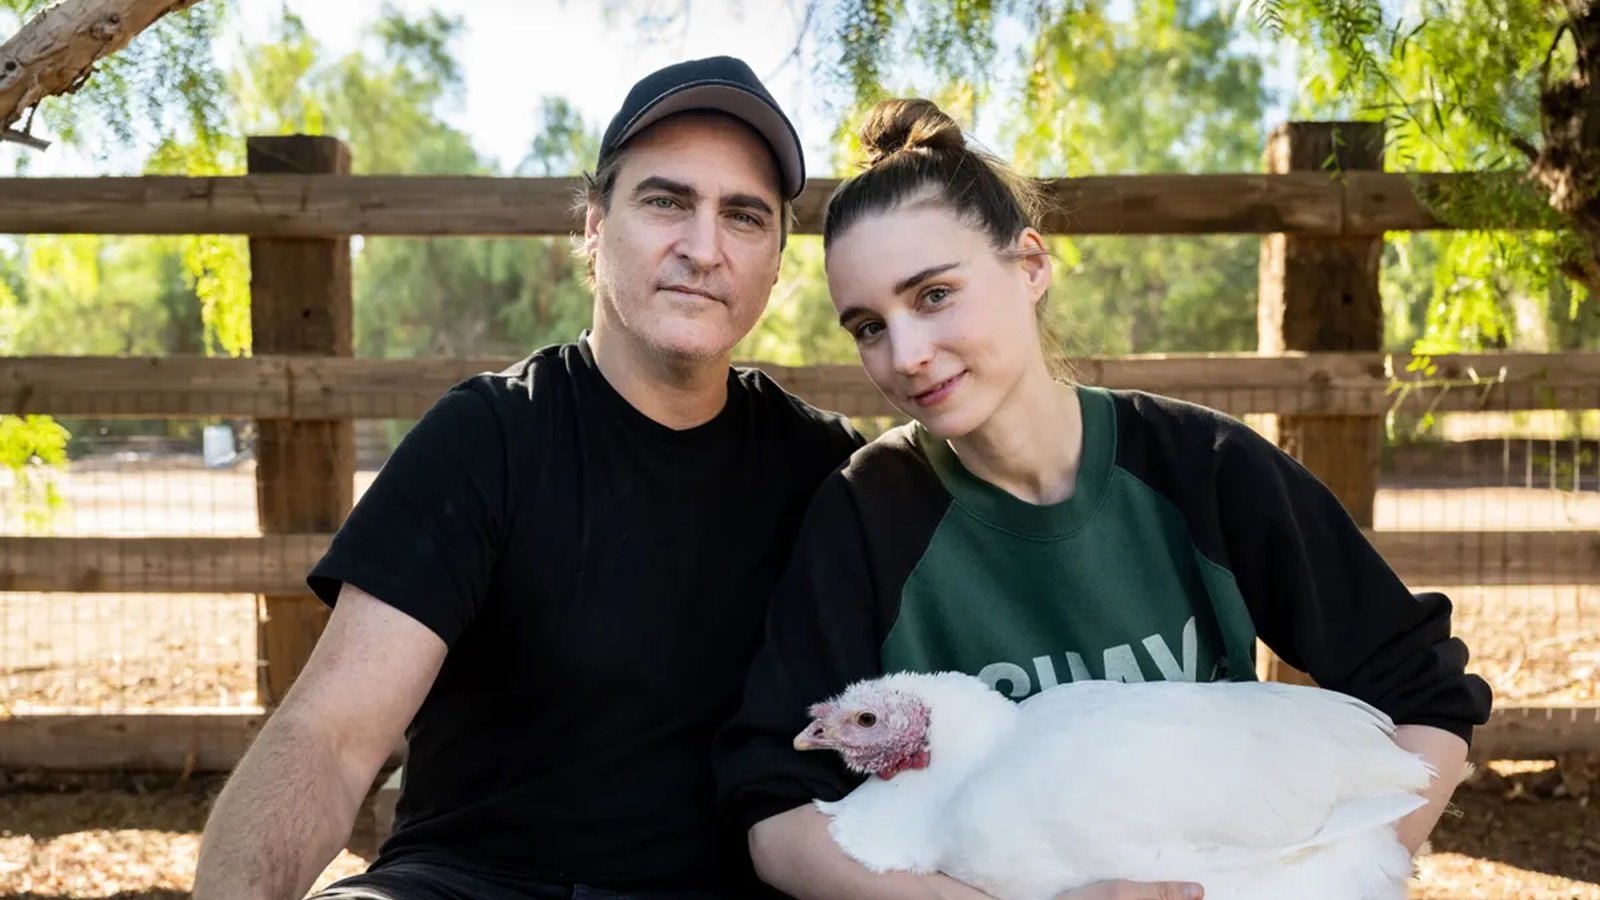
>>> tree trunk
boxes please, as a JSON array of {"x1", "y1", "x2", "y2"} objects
[
  {"x1": 1533, "y1": 2, "x2": 1600, "y2": 298},
  {"x1": 0, "y1": 0, "x2": 205, "y2": 134}
]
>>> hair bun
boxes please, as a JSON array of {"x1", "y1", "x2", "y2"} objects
[{"x1": 858, "y1": 98, "x2": 965, "y2": 167}]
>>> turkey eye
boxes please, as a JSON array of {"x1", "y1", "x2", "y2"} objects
[{"x1": 856, "y1": 712, "x2": 877, "y2": 727}]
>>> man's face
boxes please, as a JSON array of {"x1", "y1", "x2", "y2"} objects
[{"x1": 585, "y1": 112, "x2": 785, "y2": 365}]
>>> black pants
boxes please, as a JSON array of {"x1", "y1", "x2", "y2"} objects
[{"x1": 308, "y1": 862, "x2": 742, "y2": 900}]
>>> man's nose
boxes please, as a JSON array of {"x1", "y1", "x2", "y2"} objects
[{"x1": 675, "y1": 207, "x2": 721, "y2": 270}]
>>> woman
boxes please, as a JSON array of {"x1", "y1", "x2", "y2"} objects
[{"x1": 712, "y1": 98, "x2": 1492, "y2": 900}]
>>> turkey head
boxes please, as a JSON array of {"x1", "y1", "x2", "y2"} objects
[{"x1": 793, "y1": 684, "x2": 932, "y2": 779}]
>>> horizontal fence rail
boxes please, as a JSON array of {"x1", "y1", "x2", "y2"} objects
[
  {"x1": 0, "y1": 705, "x2": 1587, "y2": 771},
  {"x1": 4, "y1": 531, "x2": 1596, "y2": 594},
  {"x1": 0, "y1": 171, "x2": 1554, "y2": 237},
  {"x1": 0, "y1": 709, "x2": 406, "y2": 772},
  {"x1": 4, "y1": 351, "x2": 1599, "y2": 420},
  {"x1": 0, "y1": 709, "x2": 268, "y2": 772}
]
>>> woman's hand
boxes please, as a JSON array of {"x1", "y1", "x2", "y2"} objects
[{"x1": 1056, "y1": 881, "x2": 1203, "y2": 900}]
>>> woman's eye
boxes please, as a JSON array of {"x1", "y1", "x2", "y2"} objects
[
  {"x1": 856, "y1": 712, "x2": 878, "y2": 727},
  {"x1": 922, "y1": 287, "x2": 951, "y2": 307},
  {"x1": 853, "y1": 321, "x2": 884, "y2": 341}
]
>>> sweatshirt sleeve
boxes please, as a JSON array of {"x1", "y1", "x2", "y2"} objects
[
  {"x1": 1214, "y1": 423, "x2": 1493, "y2": 744},
  {"x1": 712, "y1": 471, "x2": 886, "y2": 834}
]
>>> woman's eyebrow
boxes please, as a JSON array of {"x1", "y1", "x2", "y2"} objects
[{"x1": 892, "y1": 262, "x2": 960, "y2": 295}]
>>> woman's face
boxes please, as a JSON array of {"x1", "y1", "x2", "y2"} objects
[{"x1": 825, "y1": 202, "x2": 1051, "y2": 440}]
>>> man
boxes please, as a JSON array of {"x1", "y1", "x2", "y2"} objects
[{"x1": 193, "y1": 56, "x2": 862, "y2": 900}]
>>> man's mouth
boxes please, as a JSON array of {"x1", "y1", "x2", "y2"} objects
[
  {"x1": 660, "y1": 284, "x2": 721, "y2": 303},
  {"x1": 910, "y1": 372, "x2": 965, "y2": 407}
]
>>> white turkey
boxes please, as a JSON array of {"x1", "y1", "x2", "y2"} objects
[{"x1": 792, "y1": 671, "x2": 1435, "y2": 900}]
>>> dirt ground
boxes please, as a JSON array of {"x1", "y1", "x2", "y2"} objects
[
  {"x1": 2, "y1": 463, "x2": 1598, "y2": 897},
  {"x1": 0, "y1": 762, "x2": 1595, "y2": 899}
]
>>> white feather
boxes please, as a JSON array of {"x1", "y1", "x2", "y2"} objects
[{"x1": 815, "y1": 674, "x2": 1435, "y2": 900}]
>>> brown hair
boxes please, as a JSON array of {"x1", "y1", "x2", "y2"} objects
[{"x1": 823, "y1": 99, "x2": 1072, "y2": 379}]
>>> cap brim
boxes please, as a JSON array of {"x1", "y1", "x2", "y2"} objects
[{"x1": 614, "y1": 83, "x2": 804, "y2": 199}]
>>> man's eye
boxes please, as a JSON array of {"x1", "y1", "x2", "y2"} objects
[{"x1": 648, "y1": 197, "x2": 678, "y2": 209}]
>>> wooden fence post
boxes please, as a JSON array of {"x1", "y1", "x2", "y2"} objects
[
  {"x1": 1257, "y1": 121, "x2": 1386, "y2": 686},
  {"x1": 247, "y1": 135, "x2": 355, "y2": 706}
]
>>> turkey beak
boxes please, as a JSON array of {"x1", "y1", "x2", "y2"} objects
[{"x1": 793, "y1": 721, "x2": 830, "y2": 751}]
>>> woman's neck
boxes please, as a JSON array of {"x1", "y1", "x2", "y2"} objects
[{"x1": 947, "y1": 367, "x2": 1083, "y2": 505}]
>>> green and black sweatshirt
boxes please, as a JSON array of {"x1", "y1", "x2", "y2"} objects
[{"x1": 713, "y1": 385, "x2": 1494, "y2": 833}]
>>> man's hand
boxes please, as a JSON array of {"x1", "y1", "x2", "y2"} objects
[{"x1": 1057, "y1": 881, "x2": 1203, "y2": 900}]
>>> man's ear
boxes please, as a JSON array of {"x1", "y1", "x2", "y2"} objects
[{"x1": 584, "y1": 203, "x2": 604, "y2": 258}]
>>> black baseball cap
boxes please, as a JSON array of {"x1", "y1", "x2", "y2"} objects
[{"x1": 598, "y1": 56, "x2": 806, "y2": 200}]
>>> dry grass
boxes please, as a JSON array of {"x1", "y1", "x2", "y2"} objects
[{"x1": 1, "y1": 463, "x2": 1597, "y2": 897}]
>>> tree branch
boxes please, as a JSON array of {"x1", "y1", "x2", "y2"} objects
[
  {"x1": 764, "y1": 0, "x2": 824, "y2": 82},
  {"x1": 0, "y1": 127, "x2": 50, "y2": 149},
  {"x1": 1543, "y1": 19, "x2": 1572, "y2": 90},
  {"x1": 0, "y1": 0, "x2": 207, "y2": 138}
]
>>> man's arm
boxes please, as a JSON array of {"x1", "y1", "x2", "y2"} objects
[
  {"x1": 193, "y1": 584, "x2": 446, "y2": 900},
  {"x1": 750, "y1": 806, "x2": 1204, "y2": 900}
]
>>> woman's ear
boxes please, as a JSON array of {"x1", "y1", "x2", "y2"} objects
[{"x1": 1016, "y1": 227, "x2": 1053, "y2": 307}]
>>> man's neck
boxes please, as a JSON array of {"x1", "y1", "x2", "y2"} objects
[{"x1": 587, "y1": 324, "x2": 731, "y2": 430}]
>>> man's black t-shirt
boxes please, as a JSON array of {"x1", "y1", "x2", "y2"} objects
[{"x1": 306, "y1": 334, "x2": 862, "y2": 891}]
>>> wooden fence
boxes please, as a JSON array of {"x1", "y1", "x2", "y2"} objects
[{"x1": 1, "y1": 123, "x2": 1598, "y2": 773}]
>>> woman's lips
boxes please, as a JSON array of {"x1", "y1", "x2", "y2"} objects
[{"x1": 910, "y1": 371, "x2": 966, "y2": 408}]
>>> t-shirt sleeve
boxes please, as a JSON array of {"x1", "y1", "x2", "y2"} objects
[
  {"x1": 1214, "y1": 423, "x2": 1494, "y2": 744},
  {"x1": 306, "y1": 382, "x2": 510, "y2": 648},
  {"x1": 712, "y1": 472, "x2": 884, "y2": 833}
]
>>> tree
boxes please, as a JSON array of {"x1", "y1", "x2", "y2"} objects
[
  {"x1": 1007, "y1": 1, "x2": 1271, "y2": 355},
  {"x1": 0, "y1": 0, "x2": 222, "y2": 154},
  {"x1": 123, "y1": 6, "x2": 604, "y2": 362},
  {"x1": 1254, "y1": 0, "x2": 1600, "y2": 351}
]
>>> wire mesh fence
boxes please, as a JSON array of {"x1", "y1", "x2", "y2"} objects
[
  {"x1": 1375, "y1": 408, "x2": 1599, "y2": 708},
  {"x1": 0, "y1": 375, "x2": 1596, "y2": 765},
  {"x1": 0, "y1": 418, "x2": 404, "y2": 716}
]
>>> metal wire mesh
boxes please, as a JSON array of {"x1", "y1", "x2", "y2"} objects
[
  {"x1": 0, "y1": 417, "x2": 407, "y2": 716},
  {"x1": 1377, "y1": 408, "x2": 1599, "y2": 707}
]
